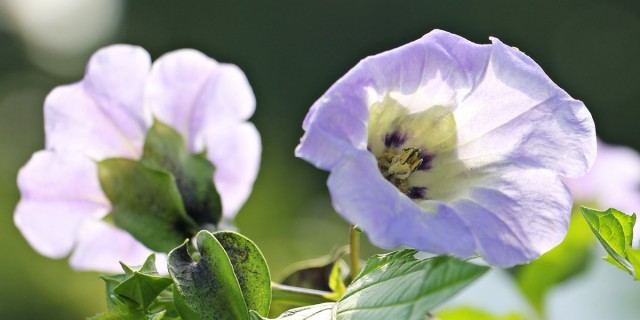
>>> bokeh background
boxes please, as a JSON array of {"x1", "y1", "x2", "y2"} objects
[{"x1": 1, "y1": 0, "x2": 639, "y2": 319}]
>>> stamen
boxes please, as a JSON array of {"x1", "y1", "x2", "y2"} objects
[
  {"x1": 386, "y1": 147, "x2": 423, "y2": 179},
  {"x1": 375, "y1": 146, "x2": 427, "y2": 199}
]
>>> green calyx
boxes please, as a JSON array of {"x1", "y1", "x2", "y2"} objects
[{"x1": 98, "y1": 119, "x2": 223, "y2": 252}]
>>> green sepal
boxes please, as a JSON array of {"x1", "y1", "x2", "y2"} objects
[
  {"x1": 143, "y1": 119, "x2": 222, "y2": 227},
  {"x1": 98, "y1": 158, "x2": 198, "y2": 252},
  {"x1": 100, "y1": 273, "x2": 131, "y2": 310},
  {"x1": 88, "y1": 298, "x2": 151, "y2": 320},
  {"x1": 581, "y1": 207, "x2": 640, "y2": 279},
  {"x1": 114, "y1": 254, "x2": 174, "y2": 311}
]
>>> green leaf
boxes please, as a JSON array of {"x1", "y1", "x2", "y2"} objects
[
  {"x1": 580, "y1": 207, "x2": 640, "y2": 278},
  {"x1": 326, "y1": 262, "x2": 346, "y2": 301},
  {"x1": 436, "y1": 306, "x2": 525, "y2": 320},
  {"x1": 143, "y1": 119, "x2": 222, "y2": 227},
  {"x1": 335, "y1": 250, "x2": 489, "y2": 320},
  {"x1": 352, "y1": 249, "x2": 417, "y2": 282},
  {"x1": 98, "y1": 158, "x2": 198, "y2": 252},
  {"x1": 172, "y1": 284, "x2": 201, "y2": 320},
  {"x1": 513, "y1": 210, "x2": 594, "y2": 312},
  {"x1": 213, "y1": 231, "x2": 272, "y2": 316},
  {"x1": 249, "y1": 303, "x2": 335, "y2": 320},
  {"x1": 626, "y1": 247, "x2": 640, "y2": 279},
  {"x1": 259, "y1": 250, "x2": 487, "y2": 320},
  {"x1": 114, "y1": 255, "x2": 174, "y2": 311},
  {"x1": 168, "y1": 230, "x2": 249, "y2": 320}
]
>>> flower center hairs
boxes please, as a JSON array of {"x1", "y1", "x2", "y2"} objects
[{"x1": 368, "y1": 94, "x2": 457, "y2": 201}]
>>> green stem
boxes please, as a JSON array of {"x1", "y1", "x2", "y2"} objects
[
  {"x1": 350, "y1": 224, "x2": 361, "y2": 281},
  {"x1": 271, "y1": 282, "x2": 334, "y2": 306}
]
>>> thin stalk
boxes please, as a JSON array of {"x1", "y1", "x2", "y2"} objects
[
  {"x1": 271, "y1": 282, "x2": 334, "y2": 306},
  {"x1": 350, "y1": 224, "x2": 361, "y2": 281}
]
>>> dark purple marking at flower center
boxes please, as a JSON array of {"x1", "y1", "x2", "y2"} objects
[
  {"x1": 384, "y1": 130, "x2": 406, "y2": 148},
  {"x1": 408, "y1": 186, "x2": 427, "y2": 200},
  {"x1": 417, "y1": 152, "x2": 434, "y2": 171}
]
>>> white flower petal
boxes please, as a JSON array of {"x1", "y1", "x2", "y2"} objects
[
  {"x1": 203, "y1": 122, "x2": 261, "y2": 218},
  {"x1": 146, "y1": 49, "x2": 255, "y2": 152},
  {"x1": 70, "y1": 220, "x2": 166, "y2": 274},
  {"x1": 14, "y1": 151, "x2": 110, "y2": 258},
  {"x1": 45, "y1": 45, "x2": 151, "y2": 160}
]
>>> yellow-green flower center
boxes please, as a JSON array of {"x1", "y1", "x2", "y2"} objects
[{"x1": 367, "y1": 93, "x2": 458, "y2": 200}]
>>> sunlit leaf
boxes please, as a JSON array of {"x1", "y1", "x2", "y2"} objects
[
  {"x1": 259, "y1": 250, "x2": 487, "y2": 320},
  {"x1": 325, "y1": 262, "x2": 347, "y2": 301},
  {"x1": 581, "y1": 207, "x2": 640, "y2": 279},
  {"x1": 335, "y1": 250, "x2": 489, "y2": 320},
  {"x1": 249, "y1": 303, "x2": 335, "y2": 320},
  {"x1": 436, "y1": 306, "x2": 525, "y2": 320}
]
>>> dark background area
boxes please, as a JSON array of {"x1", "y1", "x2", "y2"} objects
[{"x1": 1, "y1": 1, "x2": 639, "y2": 318}]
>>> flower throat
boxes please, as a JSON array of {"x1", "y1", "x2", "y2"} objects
[{"x1": 377, "y1": 147, "x2": 423, "y2": 194}]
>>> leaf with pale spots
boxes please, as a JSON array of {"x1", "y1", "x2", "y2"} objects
[
  {"x1": 213, "y1": 231, "x2": 272, "y2": 316},
  {"x1": 168, "y1": 230, "x2": 271, "y2": 319}
]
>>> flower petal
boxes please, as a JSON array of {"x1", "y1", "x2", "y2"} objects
[
  {"x1": 70, "y1": 220, "x2": 167, "y2": 274},
  {"x1": 295, "y1": 30, "x2": 491, "y2": 171},
  {"x1": 202, "y1": 122, "x2": 261, "y2": 218},
  {"x1": 453, "y1": 168, "x2": 573, "y2": 266},
  {"x1": 453, "y1": 37, "x2": 596, "y2": 178},
  {"x1": 327, "y1": 150, "x2": 476, "y2": 258},
  {"x1": 564, "y1": 140, "x2": 640, "y2": 213},
  {"x1": 45, "y1": 45, "x2": 151, "y2": 160},
  {"x1": 14, "y1": 151, "x2": 110, "y2": 258},
  {"x1": 146, "y1": 49, "x2": 255, "y2": 152}
]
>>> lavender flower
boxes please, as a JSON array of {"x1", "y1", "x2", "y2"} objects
[
  {"x1": 14, "y1": 45, "x2": 260, "y2": 272},
  {"x1": 296, "y1": 30, "x2": 596, "y2": 266}
]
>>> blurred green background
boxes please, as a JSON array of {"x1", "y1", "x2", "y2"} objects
[{"x1": 1, "y1": 0, "x2": 639, "y2": 319}]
